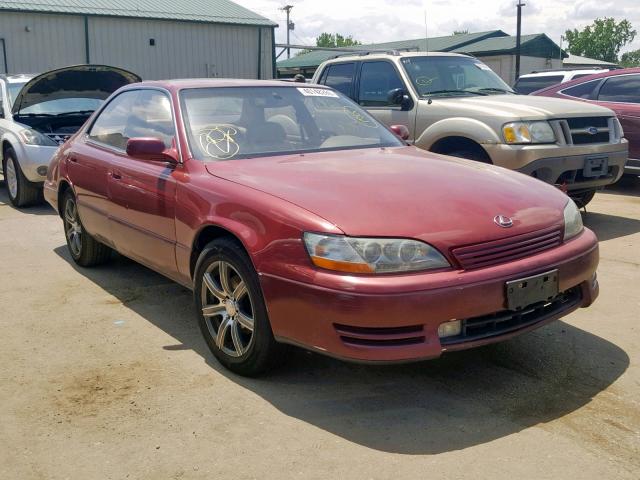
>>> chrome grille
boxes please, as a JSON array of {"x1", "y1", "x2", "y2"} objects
[
  {"x1": 451, "y1": 226, "x2": 563, "y2": 270},
  {"x1": 550, "y1": 117, "x2": 618, "y2": 145}
]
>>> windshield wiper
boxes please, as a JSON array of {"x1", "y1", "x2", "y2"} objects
[
  {"x1": 17, "y1": 113, "x2": 55, "y2": 117},
  {"x1": 422, "y1": 89, "x2": 488, "y2": 97},
  {"x1": 475, "y1": 87, "x2": 515, "y2": 94},
  {"x1": 55, "y1": 110, "x2": 96, "y2": 116}
]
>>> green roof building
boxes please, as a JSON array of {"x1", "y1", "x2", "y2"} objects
[{"x1": 0, "y1": 0, "x2": 277, "y2": 79}]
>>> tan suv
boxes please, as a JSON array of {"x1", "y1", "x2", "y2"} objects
[{"x1": 312, "y1": 52, "x2": 628, "y2": 206}]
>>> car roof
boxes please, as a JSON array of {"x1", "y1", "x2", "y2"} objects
[
  {"x1": 533, "y1": 67, "x2": 640, "y2": 94},
  {"x1": 0, "y1": 73, "x2": 35, "y2": 83},
  {"x1": 128, "y1": 78, "x2": 321, "y2": 91},
  {"x1": 518, "y1": 69, "x2": 605, "y2": 79}
]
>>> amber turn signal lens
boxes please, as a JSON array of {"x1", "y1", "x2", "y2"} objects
[{"x1": 309, "y1": 256, "x2": 374, "y2": 273}]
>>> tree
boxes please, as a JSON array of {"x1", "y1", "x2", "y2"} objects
[
  {"x1": 620, "y1": 49, "x2": 640, "y2": 67},
  {"x1": 453, "y1": 30, "x2": 469, "y2": 36},
  {"x1": 315, "y1": 32, "x2": 361, "y2": 48},
  {"x1": 295, "y1": 32, "x2": 361, "y2": 56},
  {"x1": 565, "y1": 18, "x2": 636, "y2": 63}
]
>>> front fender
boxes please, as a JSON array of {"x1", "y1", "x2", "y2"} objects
[{"x1": 414, "y1": 117, "x2": 502, "y2": 151}]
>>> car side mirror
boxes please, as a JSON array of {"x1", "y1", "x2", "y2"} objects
[
  {"x1": 387, "y1": 88, "x2": 412, "y2": 111},
  {"x1": 390, "y1": 124, "x2": 410, "y2": 140},
  {"x1": 126, "y1": 137, "x2": 178, "y2": 163}
]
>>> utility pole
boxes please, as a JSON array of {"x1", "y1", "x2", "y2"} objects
[
  {"x1": 515, "y1": 0, "x2": 525, "y2": 82},
  {"x1": 280, "y1": 5, "x2": 294, "y2": 59}
]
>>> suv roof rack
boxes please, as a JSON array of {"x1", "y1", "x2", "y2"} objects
[{"x1": 330, "y1": 47, "x2": 419, "y2": 60}]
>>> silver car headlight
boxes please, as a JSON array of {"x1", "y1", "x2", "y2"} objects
[
  {"x1": 18, "y1": 128, "x2": 58, "y2": 146},
  {"x1": 563, "y1": 200, "x2": 584, "y2": 240},
  {"x1": 303, "y1": 233, "x2": 450, "y2": 274},
  {"x1": 503, "y1": 121, "x2": 556, "y2": 144}
]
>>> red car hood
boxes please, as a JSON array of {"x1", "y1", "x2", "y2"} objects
[{"x1": 205, "y1": 147, "x2": 567, "y2": 250}]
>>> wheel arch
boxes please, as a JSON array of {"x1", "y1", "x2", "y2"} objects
[
  {"x1": 415, "y1": 117, "x2": 501, "y2": 152},
  {"x1": 190, "y1": 223, "x2": 252, "y2": 282},
  {"x1": 429, "y1": 136, "x2": 493, "y2": 163},
  {"x1": 57, "y1": 180, "x2": 73, "y2": 217}
]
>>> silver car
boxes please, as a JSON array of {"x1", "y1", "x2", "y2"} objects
[{"x1": 0, "y1": 65, "x2": 140, "y2": 207}]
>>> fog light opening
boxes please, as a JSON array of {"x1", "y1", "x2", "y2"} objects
[
  {"x1": 37, "y1": 166, "x2": 48, "y2": 176},
  {"x1": 438, "y1": 320, "x2": 462, "y2": 339}
]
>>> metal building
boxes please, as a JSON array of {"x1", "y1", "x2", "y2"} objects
[{"x1": 0, "y1": 0, "x2": 277, "y2": 79}]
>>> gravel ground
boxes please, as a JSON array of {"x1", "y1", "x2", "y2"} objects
[{"x1": 0, "y1": 176, "x2": 639, "y2": 479}]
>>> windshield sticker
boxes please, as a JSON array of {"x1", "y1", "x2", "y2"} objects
[
  {"x1": 343, "y1": 106, "x2": 377, "y2": 128},
  {"x1": 297, "y1": 87, "x2": 339, "y2": 98},
  {"x1": 197, "y1": 125, "x2": 240, "y2": 160},
  {"x1": 415, "y1": 76, "x2": 437, "y2": 86},
  {"x1": 474, "y1": 63, "x2": 492, "y2": 71}
]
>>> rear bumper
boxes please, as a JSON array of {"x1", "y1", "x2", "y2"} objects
[
  {"x1": 624, "y1": 158, "x2": 640, "y2": 176},
  {"x1": 485, "y1": 141, "x2": 628, "y2": 191},
  {"x1": 261, "y1": 229, "x2": 599, "y2": 363}
]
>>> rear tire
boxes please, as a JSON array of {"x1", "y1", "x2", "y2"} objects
[
  {"x1": 2, "y1": 147, "x2": 42, "y2": 207},
  {"x1": 570, "y1": 189, "x2": 596, "y2": 209},
  {"x1": 194, "y1": 238, "x2": 285, "y2": 376},
  {"x1": 62, "y1": 190, "x2": 112, "y2": 267}
]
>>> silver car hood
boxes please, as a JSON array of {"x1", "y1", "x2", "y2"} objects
[{"x1": 11, "y1": 64, "x2": 141, "y2": 115}]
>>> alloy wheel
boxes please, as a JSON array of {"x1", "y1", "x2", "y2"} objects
[
  {"x1": 5, "y1": 157, "x2": 18, "y2": 199},
  {"x1": 64, "y1": 198, "x2": 82, "y2": 257},
  {"x1": 201, "y1": 260, "x2": 255, "y2": 357}
]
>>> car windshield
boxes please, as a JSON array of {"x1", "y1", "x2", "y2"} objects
[
  {"x1": 180, "y1": 86, "x2": 403, "y2": 161},
  {"x1": 18, "y1": 98, "x2": 104, "y2": 115},
  {"x1": 401, "y1": 56, "x2": 514, "y2": 97}
]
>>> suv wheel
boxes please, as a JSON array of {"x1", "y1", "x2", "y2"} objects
[
  {"x1": 2, "y1": 147, "x2": 42, "y2": 207},
  {"x1": 570, "y1": 189, "x2": 596, "y2": 209},
  {"x1": 62, "y1": 190, "x2": 112, "y2": 266},
  {"x1": 194, "y1": 238, "x2": 284, "y2": 376}
]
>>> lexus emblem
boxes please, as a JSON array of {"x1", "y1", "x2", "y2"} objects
[{"x1": 494, "y1": 215, "x2": 513, "y2": 228}]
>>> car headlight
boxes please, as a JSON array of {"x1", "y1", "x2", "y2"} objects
[
  {"x1": 503, "y1": 121, "x2": 555, "y2": 144},
  {"x1": 563, "y1": 200, "x2": 584, "y2": 240},
  {"x1": 18, "y1": 129, "x2": 58, "y2": 146},
  {"x1": 303, "y1": 233, "x2": 450, "y2": 273}
]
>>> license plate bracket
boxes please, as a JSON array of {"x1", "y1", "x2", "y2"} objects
[
  {"x1": 506, "y1": 270, "x2": 559, "y2": 311},
  {"x1": 583, "y1": 156, "x2": 608, "y2": 178}
]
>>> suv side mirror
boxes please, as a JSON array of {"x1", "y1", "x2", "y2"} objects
[
  {"x1": 126, "y1": 137, "x2": 178, "y2": 163},
  {"x1": 387, "y1": 88, "x2": 412, "y2": 111}
]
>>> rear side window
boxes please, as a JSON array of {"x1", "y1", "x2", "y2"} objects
[
  {"x1": 322, "y1": 63, "x2": 355, "y2": 97},
  {"x1": 514, "y1": 75, "x2": 564, "y2": 94},
  {"x1": 561, "y1": 79, "x2": 601, "y2": 99},
  {"x1": 598, "y1": 75, "x2": 640, "y2": 103},
  {"x1": 358, "y1": 61, "x2": 404, "y2": 107},
  {"x1": 88, "y1": 90, "x2": 139, "y2": 149}
]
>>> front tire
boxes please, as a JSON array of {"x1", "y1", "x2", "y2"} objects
[
  {"x1": 570, "y1": 189, "x2": 596, "y2": 209},
  {"x1": 194, "y1": 238, "x2": 284, "y2": 376},
  {"x1": 2, "y1": 147, "x2": 42, "y2": 207},
  {"x1": 62, "y1": 190, "x2": 112, "y2": 267}
]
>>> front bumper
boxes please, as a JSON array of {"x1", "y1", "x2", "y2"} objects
[
  {"x1": 5, "y1": 143, "x2": 59, "y2": 183},
  {"x1": 624, "y1": 158, "x2": 640, "y2": 176},
  {"x1": 484, "y1": 141, "x2": 628, "y2": 191},
  {"x1": 260, "y1": 229, "x2": 599, "y2": 363}
]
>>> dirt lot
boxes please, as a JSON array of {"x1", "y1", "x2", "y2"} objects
[{"x1": 0, "y1": 176, "x2": 639, "y2": 480}]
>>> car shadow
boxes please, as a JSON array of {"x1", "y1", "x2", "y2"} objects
[
  {"x1": 583, "y1": 210, "x2": 640, "y2": 242},
  {"x1": 53, "y1": 246, "x2": 629, "y2": 455},
  {"x1": 0, "y1": 178, "x2": 56, "y2": 215}
]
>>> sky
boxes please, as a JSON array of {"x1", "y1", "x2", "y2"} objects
[{"x1": 239, "y1": 0, "x2": 640, "y2": 56}]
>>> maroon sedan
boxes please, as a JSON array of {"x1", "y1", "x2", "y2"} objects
[
  {"x1": 44, "y1": 80, "x2": 599, "y2": 376},
  {"x1": 533, "y1": 68, "x2": 640, "y2": 176}
]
